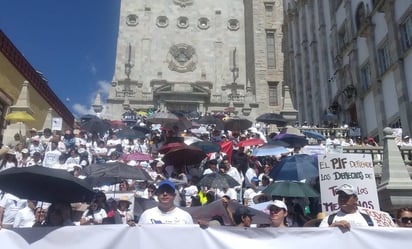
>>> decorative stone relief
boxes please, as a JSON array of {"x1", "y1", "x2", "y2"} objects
[
  {"x1": 156, "y1": 16, "x2": 169, "y2": 28},
  {"x1": 173, "y1": 0, "x2": 194, "y2": 7},
  {"x1": 177, "y1": 16, "x2": 189, "y2": 28},
  {"x1": 126, "y1": 14, "x2": 138, "y2": 26},
  {"x1": 198, "y1": 17, "x2": 210, "y2": 30},
  {"x1": 227, "y1": 19, "x2": 240, "y2": 31},
  {"x1": 167, "y1": 44, "x2": 198, "y2": 73}
]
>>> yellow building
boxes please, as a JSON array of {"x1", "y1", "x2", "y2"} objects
[{"x1": 0, "y1": 30, "x2": 74, "y2": 145}]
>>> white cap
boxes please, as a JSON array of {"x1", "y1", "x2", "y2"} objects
[
  {"x1": 336, "y1": 184, "x2": 357, "y2": 196},
  {"x1": 267, "y1": 200, "x2": 288, "y2": 212}
]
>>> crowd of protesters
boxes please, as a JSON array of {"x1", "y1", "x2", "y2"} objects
[{"x1": 1, "y1": 113, "x2": 412, "y2": 229}]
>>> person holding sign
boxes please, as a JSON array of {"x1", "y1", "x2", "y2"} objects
[{"x1": 319, "y1": 184, "x2": 375, "y2": 229}]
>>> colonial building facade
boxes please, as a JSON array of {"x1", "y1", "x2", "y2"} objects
[
  {"x1": 0, "y1": 30, "x2": 74, "y2": 145},
  {"x1": 283, "y1": 0, "x2": 412, "y2": 139},
  {"x1": 99, "y1": 0, "x2": 296, "y2": 122}
]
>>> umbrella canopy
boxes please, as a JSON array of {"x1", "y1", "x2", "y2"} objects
[
  {"x1": 269, "y1": 154, "x2": 319, "y2": 181},
  {"x1": 120, "y1": 152, "x2": 153, "y2": 162},
  {"x1": 132, "y1": 126, "x2": 151, "y2": 134},
  {"x1": 251, "y1": 145, "x2": 290, "y2": 157},
  {"x1": 162, "y1": 146, "x2": 207, "y2": 167},
  {"x1": 162, "y1": 117, "x2": 193, "y2": 131},
  {"x1": 0, "y1": 166, "x2": 94, "y2": 203},
  {"x1": 322, "y1": 112, "x2": 338, "y2": 121},
  {"x1": 223, "y1": 117, "x2": 252, "y2": 131},
  {"x1": 196, "y1": 115, "x2": 224, "y2": 130},
  {"x1": 302, "y1": 130, "x2": 327, "y2": 141},
  {"x1": 198, "y1": 173, "x2": 240, "y2": 189},
  {"x1": 273, "y1": 133, "x2": 308, "y2": 148},
  {"x1": 262, "y1": 181, "x2": 320, "y2": 198},
  {"x1": 256, "y1": 113, "x2": 288, "y2": 126},
  {"x1": 190, "y1": 141, "x2": 221, "y2": 154},
  {"x1": 237, "y1": 138, "x2": 265, "y2": 148},
  {"x1": 5, "y1": 111, "x2": 35, "y2": 122},
  {"x1": 146, "y1": 112, "x2": 179, "y2": 124},
  {"x1": 80, "y1": 118, "x2": 110, "y2": 135},
  {"x1": 115, "y1": 128, "x2": 146, "y2": 139},
  {"x1": 158, "y1": 142, "x2": 188, "y2": 154},
  {"x1": 83, "y1": 162, "x2": 153, "y2": 186},
  {"x1": 183, "y1": 136, "x2": 203, "y2": 145},
  {"x1": 108, "y1": 120, "x2": 126, "y2": 129}
]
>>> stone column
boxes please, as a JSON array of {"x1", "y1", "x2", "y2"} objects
[{"x1": 378, "y1": 127, "x2": 412, "y2": 212}]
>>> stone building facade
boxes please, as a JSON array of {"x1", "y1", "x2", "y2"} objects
[
  {"x1": 283, "y1": 0, "x2": 412, "y2": 139},
  {"x1": 99, "y1": 0, "x2": 296, "y2": 123}
]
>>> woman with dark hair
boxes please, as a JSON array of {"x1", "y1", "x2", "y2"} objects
[{"x1": 43, "y1": 201, "x2": 74, "y2": 227}]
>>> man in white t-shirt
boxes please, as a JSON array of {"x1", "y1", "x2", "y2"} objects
[
  {"x1": 13, "y1": 199, "x2": 37, "y2": 228},
  {"x1": 319, "y1": 184, "x2": 375, "y2": 229},
  {"x1": 138, "y1": 180, "x2": 193, "y2": 224},
  {"x1": 0, "y1": 193, "x2": 26, "y2": 229}
]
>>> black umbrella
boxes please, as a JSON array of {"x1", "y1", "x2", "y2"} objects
[
  {"x1": 197, "y1": 115, "x2": 224, "y2": 130},
  {"x1": 83, "y1": 162, "x2": 153, "y2": 186},
  {"x1": 256, "y1": 113, "x2": 288, "y2": 126},
  {"x1": 162, "y1": 146, "x2": 207, "y2": 167},
  {"x1": 272, "y1": 133, "x2": 309, "y2": 148},
  {"x1": 115, "y1": 128, "x2": 146, "y2": 139},
  {"x1": 190, "y1": 141, "x2": 221, "y2": 153},
  {"x1": 198, "y1": 173, "x2": 240, "y2": 189},
  {"x1": 132, "y1": 126, "x2": 151, "y2": 134},
  {"x1": 223, "y1": 117, "x2": 252, "y2": 131},
  {"x1": 0, "y1": 166, "x2": 94, "y2": 203},
  {"x1": 80, "y1": 118, "x2": 110, "y2": 135}
]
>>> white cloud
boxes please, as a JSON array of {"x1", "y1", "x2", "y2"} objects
[{"x1": 71, "y1": 80, "x2": 111, "y2": 118}]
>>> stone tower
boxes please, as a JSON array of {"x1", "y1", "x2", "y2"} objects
[{"x1": 104, "y1": 0, "x2": 294, "y2": 123}]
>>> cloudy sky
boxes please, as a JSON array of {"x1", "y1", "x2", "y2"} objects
[{"x1": 0, "y1": 0, "x2": 121, "y2": 117}]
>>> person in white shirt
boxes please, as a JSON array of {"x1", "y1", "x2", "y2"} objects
[
  {"x1": 138, "y1": 180, "x2": 193, "y2": 224},
  {"x1": 203, "y1": 159, "x2": 219, "y2": 175},
  {"x1": 0, "y1": 193, "x2": 26, "y2": 229},
  {"x1": 13, "y1": 200, "x2": 37, "y2": 228},
  {"x1": 222, "y1": 158, "x2": 242, "y2": 187},
  {"x1": 80, "y1": 199, "x2": 107, "y2": 225},
  {"x1": 243, "y1": 177, "x2": 259, "y2": 206},
  {"x1": 42, "y1": 141, "x2": 62, "y2": 168},
  {"x1": 319, "y1": 184, "x2": 375, "y2": 229}
]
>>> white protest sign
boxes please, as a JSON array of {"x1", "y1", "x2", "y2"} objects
[
  {"x1": 318, "y1": 153, "x2": 380, "y2": 214},
  {"x1": 52, "y1": 117, "x2": 63, "y2": 131}
]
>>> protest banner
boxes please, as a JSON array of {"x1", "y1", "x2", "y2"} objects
[{"x1": 317, "y1": 153, "x2": 380, "y2": 214}]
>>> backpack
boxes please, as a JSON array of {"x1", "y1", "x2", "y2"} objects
[{"x1": 327, "y1": 212, "x2": 374, "y2": 226}]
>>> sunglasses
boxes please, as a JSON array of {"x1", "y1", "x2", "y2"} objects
[{"x1": 399, "y1": 217, "x2": 412, "y2": 224}]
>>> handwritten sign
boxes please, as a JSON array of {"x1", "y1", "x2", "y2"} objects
[
  {"x1": 359, "y1": 207, "x2": 396, "y2": 227},
  {"x1": 317, "y1": 153, "x2": 380, "y2": 214}
]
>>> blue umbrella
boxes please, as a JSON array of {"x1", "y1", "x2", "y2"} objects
[
  {"x1": 190, "y1": 141, "x2": 221, "y2": 154},
  {"x1": 251, "y1": 145, "x2": 290, "y2": 157},
  {"x1": 302, "y1": 131, "x2": 326, "y2": 141},
  {"x1": 269, "y1": 154, "x2": 319, "y2": 181}
]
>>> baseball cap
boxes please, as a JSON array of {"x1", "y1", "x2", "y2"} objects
[
  {"x1": 267, "y1": 200, "x2": 288, "y2": 212},
  {"x1": 156, "y1": 179, "x2": 176, "y2": 194},
  {"x1": 251, "y1": 176, "x2": 259, "y2": 183},
  {"x1": 336, "y1": 184, "x2": 357, "y2": 196}
]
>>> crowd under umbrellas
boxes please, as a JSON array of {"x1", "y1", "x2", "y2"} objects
[{"x1": 1, "y1": 111, "x2": 407, "y2": 229}]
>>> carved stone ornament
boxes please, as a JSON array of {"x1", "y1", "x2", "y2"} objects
[
  {"x1": 167, "y1": 44, "x2": 198, "y2": 73},
  {"x1": 173, "y1": 0, "x2": 194, "y2": 7}
]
